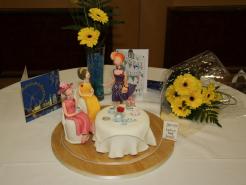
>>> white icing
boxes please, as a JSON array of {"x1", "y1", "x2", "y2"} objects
[{"x1": 95, "y1": 106, "x2": 151, "y2": 143}]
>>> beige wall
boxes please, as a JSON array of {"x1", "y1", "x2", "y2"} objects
[
  {"x1": 1, "y1": 0, "x2": 246, "y2": 67},
  {"x1": 110, "y1": 0, "x2": 141, "y2": 49},
  {"x1": 138, "y1": 0, "x2": 246, "y2": 67},
  {"x1": 110, "y1": 0, "x2": 170, "y2": 67},
  {"x1": 139, "y1": 1, "x2": 169, "y2": 67}
]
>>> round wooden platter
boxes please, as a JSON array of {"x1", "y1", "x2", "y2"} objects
[{"x1": 51, "y1": 110, "x2": 175, "y2": 179}]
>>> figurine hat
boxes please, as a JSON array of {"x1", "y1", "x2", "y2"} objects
[{"x1": 58, "y1": 82, "x2": 73, "y2": 94}]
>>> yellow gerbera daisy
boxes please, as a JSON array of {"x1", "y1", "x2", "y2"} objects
[
  {"x1": 77, "y1": 27, "x2": 100, "y2": 48},
  {"x1": 207, "y1": 83, "x2": 222, "y2": 102},
  {"x1": 185, "y1": 90, "x2": 203, "y2": 109},
  {"x1": 201, "y1": 86, "x2": 215, "y2": 105},
  {"x1": 214, "y1": 92, "x2": 223, "y2": 101},
  {"x1": 171, "y1": 97, "x2": 191, "y2": 118},
  {"x1": 88, "y1": 8, "x2": 109, "y2": 24},
  {"x1": 201, "y1": 87, "x2": 209, "y2": 104},
  {"x1": 207, "y1": 83, "x2": 215, "y2": 92},
  {"x1": 173, "y1": 74, "x2": 202, "y2": 95},
  {"x1": 165, "y1": 85, "x2": 179, "y2": 104}
]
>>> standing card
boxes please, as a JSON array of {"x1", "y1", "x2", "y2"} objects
[
  {"x1": 116, "y1": 49, "x2": 149, "y2": 100},
  {"x1": 163, "y1": 121, "x2": 179, "y2": 141},
  {"x1": 20, "y1": 70, "x2": 61, "y2": 122}
]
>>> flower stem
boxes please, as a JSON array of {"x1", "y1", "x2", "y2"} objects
[
  {"x1": 83, "y1": 7, "x2": 89, "y2": 26},
  {"x1": 97, "y1": 0, "x2": 101, "y2": 8}
]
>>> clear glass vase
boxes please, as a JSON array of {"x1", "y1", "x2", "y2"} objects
[{"x1": 86, "y1": 47, "x2": 105, "y2": 101}]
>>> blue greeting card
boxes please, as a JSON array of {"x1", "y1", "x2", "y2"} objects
[{"x1": 21, "y1": 70, "x2": 61, "y2": 122}]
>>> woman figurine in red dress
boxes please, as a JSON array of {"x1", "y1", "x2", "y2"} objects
[{"x1": 59, "y1": 82, "x2": 92, "y2": 144}]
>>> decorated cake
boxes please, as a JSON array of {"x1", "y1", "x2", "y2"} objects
[{"x1": 59, "y1": 51, "x2": 156, "y2": 158}]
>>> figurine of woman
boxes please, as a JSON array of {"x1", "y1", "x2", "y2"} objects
[
  {"x1": 109, "y1": 51, "x2": 136, "y2": 104},
  {"x1": 59, "y1": 82, "x2": 91, "y2": 144},
  {"x1": 78, "y1": 68, "x2": 100, "y2": 127}
]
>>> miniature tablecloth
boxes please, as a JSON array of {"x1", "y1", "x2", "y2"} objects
[{"x1": 94, "y1": 106, "x2": 156, "y2": 158}]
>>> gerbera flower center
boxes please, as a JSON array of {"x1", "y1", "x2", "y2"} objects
[
  {"x1": 207, "y1": 94, "x2": 210, "y2": 98},
  {"x1": 174, "y1": 92, "x2": 179, "y2": 97},
  {"x1": 87, "y1": 34, "x2": 92, "y2": 38},
  {"x1": 190, "y1": 96, "x2": 195, "y2": 101},
  {"x1": 183, "y1": 82, "x2": 188, "y2": 87}
]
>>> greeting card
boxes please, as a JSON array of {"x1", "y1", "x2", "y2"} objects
[
  {"x1": 116, "y1": 49, "x2": 149, "y2": 100},
  {"x1": 21, "y1": 70, "x2": 61, "y2": 122}
]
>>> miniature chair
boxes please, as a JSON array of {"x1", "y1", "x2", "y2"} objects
[
  {"x1": 61, "y1": 110, "x2": 82, "y2": 144},
  {"x1": 75, "y1": 87, "x2": 88, "y2": 114},
  {"x1": 61, "y1": 88, "x2": 88, "y2": 144}
]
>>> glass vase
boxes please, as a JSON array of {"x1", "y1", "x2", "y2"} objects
[{"x1": 86, "y1": 47, "x2": 105, "y2": 101}]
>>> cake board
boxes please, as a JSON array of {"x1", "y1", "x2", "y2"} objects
[{"x1": 51, "y1": 110, "x2": 175, "y2": 179}]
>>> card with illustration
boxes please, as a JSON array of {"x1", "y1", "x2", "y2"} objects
[
  {"x1": 21, "y1": 70, "x2": 61, "y2": 122},
  {"x1": 116, "y1": 49, "x2": 149, "y2": 100}
]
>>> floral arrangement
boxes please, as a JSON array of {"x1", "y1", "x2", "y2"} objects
[
  {"x1": 165, "y1": 73, "x2": 223, "y2": 127},
  {"x1": 160, "y1": 51, "x2": 237, "y2": 128},
  {"x1": 65, "y1": 0, "x2": 123, "y2": 49}
]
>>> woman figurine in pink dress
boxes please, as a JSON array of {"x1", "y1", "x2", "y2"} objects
[{"x1": 59, "y1": 82, "x2": 92, "y2": 144}]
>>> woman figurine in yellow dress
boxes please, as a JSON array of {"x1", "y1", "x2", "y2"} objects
[{"x1": 78, "y1": 68, "x2": 101, "y2": 128}]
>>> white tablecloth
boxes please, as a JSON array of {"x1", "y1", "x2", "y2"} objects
[{"x1": 0, "y1": 67, "x2": 246, "y2": 185}]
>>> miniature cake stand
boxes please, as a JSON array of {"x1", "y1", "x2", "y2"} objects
[{"x1": 51, "y1": 107, "x2": 175, "y2": 179}]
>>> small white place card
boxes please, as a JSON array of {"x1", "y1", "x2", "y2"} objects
[{"x1": 163, "y1": 121, "x2": 179, "y2": 141}]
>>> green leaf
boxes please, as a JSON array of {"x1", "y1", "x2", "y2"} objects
[
  {"x1": 215, "y1": 86, "x2": 220, "y2": 90},
  {"x1": 209, "y1": 110, "x2": 219, "y2": 115},
  {"x1": 86, "y1": 0, "x2": 98, "y2": 4},
  {"x1": 77, "y1": 1, "x2": 95, "y2": 7},
  {"x1": 101, "y1": 0, "x2": 112, "y2": 5},
  {"x1": 210, "y1": 105, "x2": 220, "y2": 109},
  {"x1": 194, "y1": 110, "x2": 201, "y2": 121},
  {"x1": 205, "y1": 113, "x2": 209, "y2": 122},
  {"x1": 200, "y1": 111, "x2": 205, "y2": 122},
  {"x1": 62, "y1": 25, "x2": 81, "y2": 30},
  {"x1": 215, "y1": 120, "x2": 222, "y2": 128},
  {"x1": 106, "y1": 11, "x2": 120, "y2": 17},
  {"x1": 209, "y1": 116, "x2": 213, "y2": 123},
  {"x1": 104, "y1": 6, "x2": 122, "y2": 16}
]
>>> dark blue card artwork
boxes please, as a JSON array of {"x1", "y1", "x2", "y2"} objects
[{"x1": 21, "y1": 70, "x2": 61, "y2": 122}]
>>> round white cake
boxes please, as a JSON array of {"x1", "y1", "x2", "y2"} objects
[{"x1": 94, "y1": 106, "x2": 157, "y2": 158}]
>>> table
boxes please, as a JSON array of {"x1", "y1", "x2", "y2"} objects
[
  {"x1": 94, "y1": 106, "x2": 156, "y2": 158},
  {"x1": 0, "y1": 66, "x2": 246, "y2": 185}
]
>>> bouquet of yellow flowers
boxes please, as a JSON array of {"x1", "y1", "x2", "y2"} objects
[
  {"x1": 165, "y1": 73, "x2": 222, "y2": 127},
  {"x1": 160, "y1": 51, "x2": 235, "y2": 128}
]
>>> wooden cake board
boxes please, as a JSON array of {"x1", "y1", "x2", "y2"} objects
[{"x1": 51, "y1": 110, "x2": 175, "y2": 179}]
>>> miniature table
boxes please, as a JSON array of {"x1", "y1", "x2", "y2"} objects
[{"x1": 94, "y1": 106, "x2": 156, "y2": 158}]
